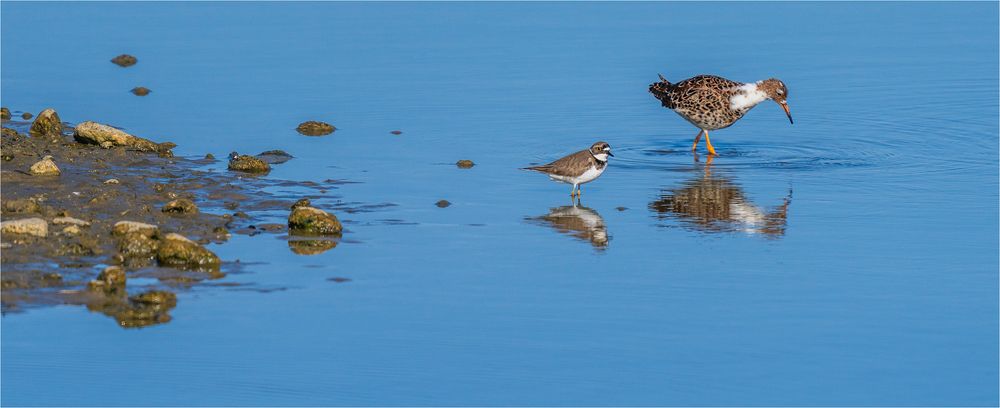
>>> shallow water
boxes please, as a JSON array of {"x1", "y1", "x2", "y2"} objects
[{"x1": 2, "y1": 2, "x2": 998, "y2": 406}]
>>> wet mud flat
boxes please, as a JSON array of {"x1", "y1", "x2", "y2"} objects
[{"x1": 1, "y1": 113, "x2": 351, "y2": 327}]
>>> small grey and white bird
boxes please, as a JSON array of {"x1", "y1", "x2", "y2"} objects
[{"x1": 523, "y1": 141, "x2": 613, "y2": 198}]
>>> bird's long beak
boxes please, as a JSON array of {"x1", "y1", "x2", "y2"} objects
[{"x1": 780, "y1": 102, "x2": 793, "y2": 125}]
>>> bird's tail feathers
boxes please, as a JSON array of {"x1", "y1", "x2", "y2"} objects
[{"x1": 649, "y1": 73, "x2": 673, "y2": 108}]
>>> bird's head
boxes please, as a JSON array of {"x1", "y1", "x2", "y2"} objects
[
  {"x1": 590, "y1": 141, "x2": 613, "y2": 162},
  {"x1": 759, "y1": 78, "x2": 793, "y2": 124}
]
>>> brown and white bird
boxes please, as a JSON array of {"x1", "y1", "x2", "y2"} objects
[
  {"x1": 649, "y1": 74, "x2": 793, "y2": 155},
  {"x1": 523, "y1": 141, "x2": 613, "y2": 198}
]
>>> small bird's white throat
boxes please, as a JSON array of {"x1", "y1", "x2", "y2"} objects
[
  {"x1": 592, "y1": 153, "x2": 609, "y2": 162},
  {"x1": 730, "y1": 82, "x2": 769, "y2": 112}
]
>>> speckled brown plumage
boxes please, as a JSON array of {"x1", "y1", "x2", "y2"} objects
[{"x1": 649, "y1": 73, "x2": 792, "y2": 155}]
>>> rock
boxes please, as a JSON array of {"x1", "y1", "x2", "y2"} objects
[
  {"x1": 130, "y1": 87, "x2": 151, "y2": 96},
  {"x1": 204, "y1": 153, "x2": 215, "y2": 160},
  {"x1": 29, "y1": 109, "x2": 62, "y2": 137},
  {"x1": 2, "y1": 198, "x2": 40, "y2": 214},
  {"x1": 29, "y1": 155, "x2": 60, "y2": 176},
  {"x1": 2, "y1": 127, "x2": 19, "y2": 139},
  {"x1": 73, "y1": 121, "x2": 167, "y2": 153},
  {"x1": 53, "y1": 216, "x2": 90, "y2": 227},
  {"x1": 62, "y1": 225, "x2": 81, "y2": 235},
  {"x1": 156, "y1": 233, "x2": 221, "y2": 271},
  {"x1": 87, "y1": 266, "x2": 127, "y2": 292},
  {"x1": 291, "y1": 198, "x2": 311, "y2": 210},
  {"x1": 390, "y1": 130, "x2": 403, "y2": 135},
  {"x1": 104, "y1": 178, "x2": 120, "y2": 184},
  {"x1": 296, "y1": 121, "x2": 335, "y2": 136},
  {"x1": 112, "y1": 221, "x2": 158, "y2": 237},
  {"x1": 288, "y1": 206, "x2": 342, "y2": 235},
  {"x1": 456, "y1": 159, "x2": 475, "y2": 168},
  {"x1": 21, "y1": 112, "x2": 33, "y2": 120},
  {"x1": 162, "y1": 198, "x2": 198, "y2": 214},
  {"x1": 0, "y1": 107, "x2": 9, "y2": 121},
  {"x1": 1, "y1": 218, "x2": 48, "y2": 237},
  {"x1": 111, "y1": 54, "x2": 137, "y2": 67},
  {"x1": 328, "y1": 277, "x2": 351, "y2": 283},
  {"x1": 117, "y1": 231, "x2": 159, "y2": 267},
  {"x1": 616, "y1": 207, "x2": 628, "y2": 211},
  {"x1": 227, "y1": 153, "x2": 270, "y2": 173},
  {"x1": 435, "y1": 200, "x2": 451, "y2": 208}
]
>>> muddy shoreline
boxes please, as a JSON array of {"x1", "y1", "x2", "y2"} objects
[{"x1": 1, "y1": 112, "x2": 350, "y2": 327}]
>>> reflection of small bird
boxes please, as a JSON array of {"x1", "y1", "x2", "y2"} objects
[
  {"x1": 649, "y1": 74, "x2": 793, "y2": 155},
  {"x1": 528, "y1": 204, "x2": 609, "y2": 249},
  {"x1": 523, "y1": 141, "x2": 613, "y2": 198}
]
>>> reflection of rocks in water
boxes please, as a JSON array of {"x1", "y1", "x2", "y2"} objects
[
  {"x1": 288, "y1": 237, "x2": 338, "y2": 255},
  {"x1": 528, "y1": 204, "x2": 609, "y2": 249},
  {"x1": 84, "y1": 289, "x2": 178, "y2": 328},
  {"x1": 650, "y1": 171, "x2": 791, "y2": 236}
]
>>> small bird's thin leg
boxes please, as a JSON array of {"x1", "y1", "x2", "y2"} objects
[
  {"x1": 577, "y1": 185, "x2": 583, "y2": 197},
  {"x1": 570, "y1": 185, "x2": 577, "y2": 198},
  {"x1": 703, "y1": 130, "x2": 718, "y2": 156},
  {"x1": 691, "y1": 129, "x2": 704, "y2": 151}
]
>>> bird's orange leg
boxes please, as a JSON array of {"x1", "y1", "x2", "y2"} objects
[
  {"x1": 703, "y1": 130, "x2": 718, "y2": 156},
  {"x1": 691, "y1": 129, "x2": 704, "y2": 151}
]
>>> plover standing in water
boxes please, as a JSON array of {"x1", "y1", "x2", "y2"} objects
[
  {"x1": 524, "y1": 141, "x2": 613, "y2": 198},
  {"x1": 649, "y1": 74, "x2": 793, "y2": 155}
]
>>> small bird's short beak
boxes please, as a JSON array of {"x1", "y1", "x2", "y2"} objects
[
  {"x1": 781, "y1": 102, "x2": 793, "y2": 125},
  {"x1": 607, "y1": 151, "x2": 614, "y2": 157}
]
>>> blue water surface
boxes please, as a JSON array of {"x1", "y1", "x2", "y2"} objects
[{"x1": 2, "y1": 2, "x2": 998, "y2": 406}]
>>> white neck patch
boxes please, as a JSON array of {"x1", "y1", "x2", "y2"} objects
[
  {"x1": 593, "y1": 153, "x2": 609, "y2": 162},
  {"x1": 730, "y1": 82, "x2": 769, "y2": 112}
]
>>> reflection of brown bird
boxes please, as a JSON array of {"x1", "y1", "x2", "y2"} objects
[
  {"x1": 527, "y1": 204, "x2": 609, "y2": 249},
  {"x1": 649, "y1": 74, "x2": 793, "y2": 155},
  {"x1": 649, "y1": 168, "x2": 791, "y2": 237}
]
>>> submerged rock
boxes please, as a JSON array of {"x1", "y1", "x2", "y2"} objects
[
  {"x1": 2, "y1": 198, "x2": 40, "y2": 214},
  {"x1": 29, "y1": 155, "x2": 60, "y2": 176},
  {"x1": 21, "y1": 112, "x2": 33, "y2": 120},
  {"x1": 162, "y1": 198, "x2": 198, "y2": 214},
  {"x1": 130, "y1": 87, "x2": 151, "y2": 96},
  {"x1": 456, "y1": 159, "x2": 475, "y2": 168},
  {"x1": 296, "y1": 121, "x2": 335, "y2": 136},
  {"x1": 73, "y1": 121, "x2": 167, "y2": 153},
  {"x1": 227, "y1": 153, "x2": 271, "y2": 173},
  {"x1": 288, "y1": 206, "x2": 342, "y2": 235},
  {"x1": 390, "y1": 130, "x2": 403, "y2": 135},
  {"x1": 1, "y1": 218, "x2": 48, "y2": 237},
  {"x1": 435, "y1": 200, "x2": 451, "y2": 208},
  {"x1": 156, "y1": 233, "x2": 221, "y2": 271},
  {"x1": 257, "y1": 150, "x2": 293, "y2": 164},
  {"x1": 111, "y1": 54, "x2": 137, "y2": 67},
  {"x1": 112, "y1": 221, "x2": 158, "y2": 237},
  {"x1": 0, "y1": 107, "x2": 10, "y2": 121},
  {"x1": 29, "y1": 109, "x2": 62, "y2": 137},
  {"x1": 130, "y1": 290, "x2": 177, "y2": 306}
]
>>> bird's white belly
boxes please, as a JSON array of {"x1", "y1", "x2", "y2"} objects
[{"x1": 549, "y1": 165, "x2": 606, "y2": 185}]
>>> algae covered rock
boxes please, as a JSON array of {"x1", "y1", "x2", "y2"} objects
[
  {"x1": 0, "y1": 107, "x2": 9, "y2": 121},
  {"x1": 130, "y1": 87, "x2": 151, "y2": 96},
  {"x1": 21, "y1": 112, "x2": 33, "y2": 120},
  {"x1": 73, "y1": 121, "x2": 167, "y2": 153},
  {"x1": 227, "y1": 153, "x2": 271, "y2": 173},
  {"x1": 112, "y1": 221, "x2": 158, "y2": 237},
  {"x1": 288, "y1": 206, "x2": 342, "y2": 235},
  {"x1": 296, "y1": 121, "x2": 336, "y2": 136},
  {"x1": 130, "y1": 290, "x2": 177, "y2": 306},
  {"x1": 435, "y1": 199, "x2": 451, "y2": 208},
  {"x1": 111, "y1": 54, "x2": 137, "y2": 67},
  {"x1": 87, "y1": 266, "x2": 127, "y2": 293},
  {"x1": 117, "y1": 231, "x2": 160, "y2": 267},
  {"x1": 162, "y1": 198, "x2": 198, "y2": 214},
  {"x1": 29, "y1": 155, "x2": 60, "y2": 176},
  {"x1": 456, "y1": 159, "x2": 475, "y2": 168},
  {"x1": 290, "y1": 198, "x2": 311, "y2": 210},
  {"x1": 156, "y1": 233, "x2": 221, "y2": 271},
  {"x1": 29, "y1": 108, "x2": 63, "y2": 137},
  {"x1": 1, "y1": 218, "x2": 48, "y2": 237}
]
